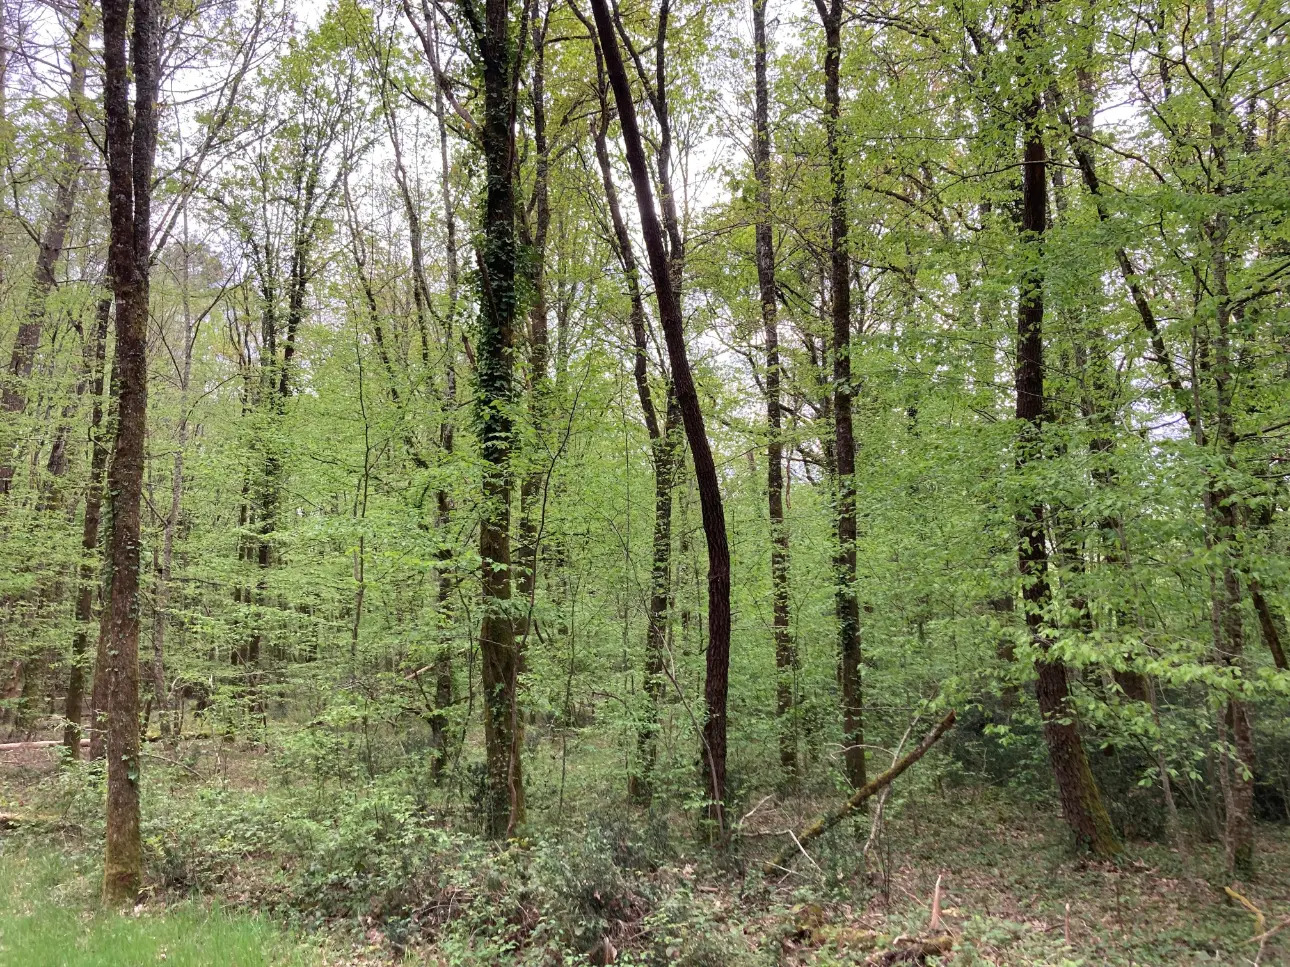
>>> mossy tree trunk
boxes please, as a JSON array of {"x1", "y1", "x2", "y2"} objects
[{"x1": 100, "y1": 0, "x2": 160, "y2": 905}]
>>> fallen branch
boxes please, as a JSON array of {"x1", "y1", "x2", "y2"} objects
[
  {"x1": 1251, "y1": 914, "x2": 1290, "y2": 966},
  {"x1": 1225, "y1": 886, "x2": 1266, "y2": 936},
  {"x1": 764, "y1": 710, "x2": 956, "y2": 875},
  {"x1": 1251, "y1": 915, "x2": 1290, "y2": 946},
  {"x1": 864, "y1": 716, "x2": 919, "y2": 860}
]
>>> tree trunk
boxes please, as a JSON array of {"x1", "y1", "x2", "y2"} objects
[
  {"x1": 1197, "y1": 2, "x2": 1254, "y2": 869},
  {"x1": 590, "y1": 0, "x2": 733, "y2": 830},
  {"x1": 583, "y1": 44, "x2": 678, "y2": 802},
  {"x1": 430, "y1": 69, "x2": 460, "y2": 782},
  {"x1": 1249, "y1": 575, "x2": 1287, "y2": 671},
  {"x1": 753, "y1": 0, "x2": 796, "y2": 780},
  {"x1": 100, "y1": 0, "x2": 160, "y2": 905},
  {"x1": 1012, "y1": 26, "x2": 1117, "y2": 857},
  {"x1": 816, "y1": 0, "x2": 864, "y2": 790},
  {"x1": 475, "y1": 0, "x2": 526, "y2": 838}
]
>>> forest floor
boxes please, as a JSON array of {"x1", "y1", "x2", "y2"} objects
[{"x1": 2, "y1": 738, "x2": 1287, "y2": 966}]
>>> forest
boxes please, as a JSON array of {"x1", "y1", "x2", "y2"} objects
[{"x1": 0, "y1": 0, "x2": 1288, "y2": 962}]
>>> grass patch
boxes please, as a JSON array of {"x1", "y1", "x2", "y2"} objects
[{"x1": 0, "y1": 843, "x2": 318, "y2": 967}]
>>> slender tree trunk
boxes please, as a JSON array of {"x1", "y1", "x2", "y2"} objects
[
  {"x1": 590, "y1": 0, "x2": 732, "y2": 830},
  {"x1": 64, "y1": 298, "x2": 111, "y2": 756},
  {"x1": 584, "y1": 53, "x2": 678, "y2": 801},
  {"x1": 1203, "y1": 190, "x2": 1254, "y2": 880},
  {"x1": 1047, "y1": 136, "x2": 1149, "y2": 704},
  {"x1": 87, "y1": 354, "x2": 121, "y2": 762},
  {"x1": 1249, "y1": 573, "x2": 1287, "y2": 671},
  {"x1": 100, "y1": 0, "x2": 159, "y2": 904},
  {"x1": 815, "y1": 0, "x2": 864, "y2": 790},
  {"x1": 1012, "y1": 20, "x2": 1117, "y2": 857},
  {"x1": 1199, "y1": 0, "x2": 1254, "y2": 872},
  {"x1": 430, "y1": 72, "x2": 459, "y2": 780},
  {"x1": 753, "y1": 0, "x2": 796, "y2": 779}
]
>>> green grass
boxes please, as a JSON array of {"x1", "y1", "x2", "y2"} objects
[{"x1": 0, "y1": 844, "x2": 318, "y2": 967}]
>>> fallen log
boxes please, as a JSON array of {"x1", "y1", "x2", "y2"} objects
[
  {"x1": 0, "y1": 812, "x2": 70, "y2": 831},
  {"x1": 764, "y1": 710, "x2": 956, "y2": 875},
  {"x1": 0, "y1": 739, "x2": 88, "y2": 752},
  {"x1": 0, "y1": 731, "x2": 214, "y2": 753},
  {"x1": 868, "y1": 934, "x2": 953, "y2": 965}
]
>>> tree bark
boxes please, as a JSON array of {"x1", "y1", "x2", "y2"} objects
[
  {"x1": 753, "y1": 0, "x2": 796, "y2": 780},
  {"x1": 1199, "y1": 0, "x2": 1254, "y2": 872},
  {"x1": 1249, "y1": 576, "x2": 1287, "y2": 672},
  {"x1": 815, "y1": 0, "x2": 864, "y2": 791},
  {"x1": 590, "y1": 0, "x2": 732, "y2": 830},
  {"x1": 430, "y1": 67, "x2": 459, "y2": 782},
  {"x1": 474, "y1": 0, "x2": 527, "y2": 838},
  {"x1": 580, "y1": 27, "x2": 679, "y2": 802},
  {"x1": 1012, "y1": 15, "x2": 1117, "y2": 857},
  {"x1": 100, "y1": 0, "x2": 160, "y2": 905}
]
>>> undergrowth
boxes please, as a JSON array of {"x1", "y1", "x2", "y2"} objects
[{"x1": 7, "y1": 748, "x2": 1289, "y2": 966}]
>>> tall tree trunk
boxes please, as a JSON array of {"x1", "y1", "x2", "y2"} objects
[
  {"x1": 1046, "y1": 122, "x2": 1148, "y2": 704},
  {"x1": 815, "y1": 0, "x2": 864, "y2": 790},
  {"x1": 1012, "y1": 13, "x2": 1117, "y2": 857},
  {"x1": 1201, "y1": 1, "x2": 1254, "y2": 874},
  {"x1": 583, "y1": 43, "x2": 678, "y2": 801},
  {"x1": 0, "y1": 6, "x2": 90, "y2": 495},
  {"x1": 64, "y1": 297, "x2": 111, "y2": 756},
  {"x1": 753, "y1": 0, "x2": 795, "y2": 779},
  {"x1": 474, "y1": 0, "x2": 526, "y2": 838},
  {"x1": 590, "y1": 0, "x2": 732, "y2": 830},
  {"x1": 431, "y1": 71, "x2": 459, "y2": 780},
  {"x1": 100, "y1": 0, "x2": 160, "y2": 904}
]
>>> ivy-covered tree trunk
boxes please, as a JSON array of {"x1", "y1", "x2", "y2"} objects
[
  {"x1": 1012, "y1": 15, "x2": 1117, "y2": 858},
  {"x1": 816, "y1": 0, "x2": 864, "y2": 791},
  {"x1": 100, "y1": 0, "x2": 160, "y2": 905},
  {"x1": 475, "y1": 0, "x2": 526, "y2": 838},
  {"x1": 590, "y1": 0, "x2": 732, "y2": 830},
  {"x1": 753, "y1": 0, "x2": 795, "y2": 780}
]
